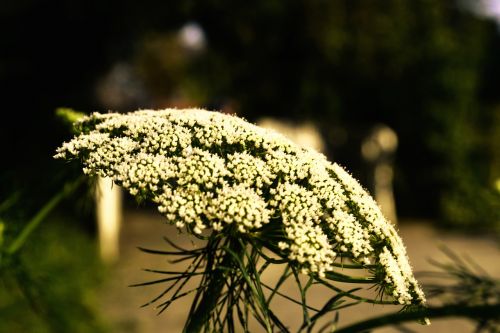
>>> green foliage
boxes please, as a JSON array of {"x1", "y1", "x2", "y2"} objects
[
  {"x1": 133, "y1": 235, "x2": 500, "y2": 332},
  {"x1": 334, "y1": 249, "x2": 500, "y2": 332},
  {"x1": 0, "y1": 186, "x2": 109, "y2": 333},
  {"x1": 134, "y1": 233, "x2": 407, "y2": 333},
  {"x1": 0, "y1": 224, "x2": 107, "y2": 333}
]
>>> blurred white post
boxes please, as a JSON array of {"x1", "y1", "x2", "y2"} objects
[
  {"x1": 361, "y1": 125, "x2": 399, "y2": 224},
  {"x1": 96, "y1": 176, "x2": 122, "y2": 263}
]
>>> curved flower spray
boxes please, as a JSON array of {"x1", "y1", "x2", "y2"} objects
[{"x1": 55, "y1": 109, "x2": 427, "y2": 332}]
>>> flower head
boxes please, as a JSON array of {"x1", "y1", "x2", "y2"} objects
[{"x1": 55, "y1": 108, "x2": 425, "y2": 305}]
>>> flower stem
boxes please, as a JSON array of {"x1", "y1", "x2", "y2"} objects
[
  {"x1": 184, "y1": 236, "x2": 243, "y2": 333},
  {"x1": 6, "y1": 176, "x2": 84, "y2": 255},
  {"x1": 334, "y1": 304, "x2": 500, "y2": 333}
]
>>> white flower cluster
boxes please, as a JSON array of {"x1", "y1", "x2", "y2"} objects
[
  {"x1": 271, "y1": 182, "x2": 335, "y2": 276},
  {"x1": 55, "y1": 108, "x2": 425, "y2": 305}
]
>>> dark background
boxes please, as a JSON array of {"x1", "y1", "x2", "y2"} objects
[{"x1": 1, "y1": 0, "x2": 499, "y2": 232}]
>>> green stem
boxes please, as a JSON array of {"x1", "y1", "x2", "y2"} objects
[
  {"x1": 6, "y1": 177, "x2": 84, "y2": 255},
  {"x1": 324, "y1": 271, "x2": 375, "y2": 283},
  {"x1": 0, "y1": 191, "x2": 21, "y2": 213},
  {"x1": 334, "y1": 304, "x2": 500, "y2": 333},
  {"x1": 184, "y1": 237, "x2": 242, "y2": 333}
]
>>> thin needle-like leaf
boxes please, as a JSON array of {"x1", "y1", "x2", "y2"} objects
[
  {"x1": 266, "y1": 265, "x2": 292, "y2": 306},
  {"x1": 261, "y1": 282, "x2": 320, "y2": 312},
  {"x1": 317, "y1": 278, "x2": 396, "y2": 305},
  {"x1": 305, "y1": 289, "x2": 362, "y2": 332},
  {"x1": 156, "y1": 286, "x2": 204, "y2": 315},
  {"x1": 138, "y1": 247, "x2": 202, "y2": 256}
]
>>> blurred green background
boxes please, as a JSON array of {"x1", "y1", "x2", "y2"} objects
[{"x1": 1, "y1": 0, "x2": 500, "y2": 331}]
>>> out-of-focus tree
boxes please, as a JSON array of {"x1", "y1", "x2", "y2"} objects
[
  {"x1": 1, "y1": 0, "x2": 499, "y2": 231},
  {"x1": 180, "y1": 0, "x2": 500, "y2": 232}
]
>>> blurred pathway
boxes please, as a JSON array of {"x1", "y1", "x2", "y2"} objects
[{"x1": 99, "y1": 210, "x2": 500, "y2": 333}]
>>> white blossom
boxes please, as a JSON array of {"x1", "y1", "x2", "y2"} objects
[{"x1": 55, "y1": 108, "x2": 425, "y2": 305}]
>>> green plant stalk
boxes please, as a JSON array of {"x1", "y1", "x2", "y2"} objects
[
  {"x1": 6, "y1": 177, "x2": 84, "y2": 255},
  {"x1": 232, "y1": 243, "x2": 273, "y2": 332},
  {"x1": 0, "y1": 220, "x2": 5, "y2": 249},
  {"x1": 184, "y1": 237, "x2": 243, "y2": 333},
  {"x1": 0, "y1": 191, "x2": 21, "y2": 214},
  {"x1": 334, "y1": 303, "x2": 500, "y2": 333}
]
